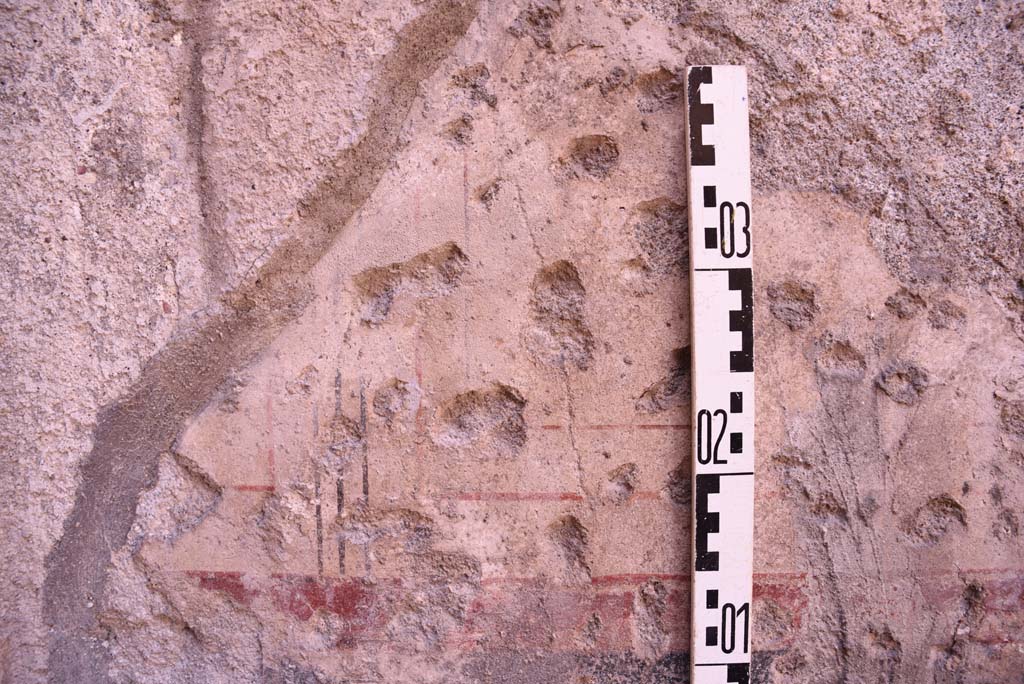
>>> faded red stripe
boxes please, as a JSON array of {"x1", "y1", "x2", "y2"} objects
[
  {"x1": 233, "y1": 484, "x2": 275, "y2": 492},
  {"x1": 441, "y1": 492, "x2": 584, "y2": 502}
]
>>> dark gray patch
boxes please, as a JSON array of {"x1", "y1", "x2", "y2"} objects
[
  {"x1": 548, "y1": 515, "x2": 590, "y2": 581},
  {"x1": 815, "y1": 336, "x2": 867, "y2": 382},
  {"x1": 584, "y1": 651, "x2": 688, "y2": 684},
  {"x1": 215, "y1": 376, "x2": 247, "y2": 413},
  {"x1": 285, "y1": 365, "x2": 318, "y2": 396},
  {"x1": 633, "y1": 199, "x2": 688, "y2": 275},
  {"x1": 435, "y1": 383, "x2": 527, "y2": 457},
  {"x1": 756, "y1": 598, "x2": 796, "y2": 646},
  {"x1": 635, "y1": 66, "x2": 686, "y2": 113},
  {"x1": 908, "y1": 495, "x2": 966, "y2": 544},
  {"x1": 771, "y1": 649, "x2": 807, "y2": 678},
  {"x1": 810, "y1": 490, "x2": 849, "y2": 522},
  {"x1": 261, "y1": 660, "x2": 325, "y2": 684},
  {"x1": 353, "y1": 242, "x2": 469, "y2": 325},
  {"x1": 663, "y1": 461, "x2": 690, "y2": 507},
  {"x1": 558, "y1": 134, "x2": 620, "y2": 180},
  {"x1": 993, "y1": 509, "x2": 1020, "y2": 540},
  {"x1": 636, "y1": 347, "x2": 690, "y2": 413},
  {"x1": 604, "y1": 463, "x2": 637, "y2": 503},
  {"x1": 476, "y1": 178, "x2": 501, "y2": 209},
  {"x1": 771, "y1": 447, "x2": 813, "y2": 470},
  {"x1": 338, "y1": 506, "x2": 435, "y2": 550},
  {"x1": 89, "y1": 109, "x2": 148, "y2": 207},
  {"x1": 600, "y1": 66, "x2": 631, "y2": 96},
  {"x1": 633, "y1": 580, "x2": 669, "y2": 655},
  {"x1": 866, "y1": 624, "x2": 902, "y2": 682},
  {"x1": 452, "y1": 62, "x2": 497, "y2": 107},
  {"x1": 182, "y1": 3, "x2": 233, "y2": 288},
  {"x1": 445, "y1": 113, "x2": 474, "y2": 146},
  {"x1": 884, "y1": 287, "x2": 926, "y2": 319},
  {"x1": 372, "y1": 378, "x2": 413, "y2": 428},
  {"x1": 931, "y1": 581, "x2": 987, "y2": 681},
  {"x1": 461, "y1": 651, "x2": 576, "y2": 684},
  {"x1": 326, "y1": 409, "x2": 362, "y2": 467},
  {"x1": 998, "y1": 399, "x2": 1024, "y2": 437},
  {"x1": 526, "y1": 260, "x2": 595, "y2": 370},
  {"x1": 861, "y1": 494, "x2": 880, "y2": 519},
  {"x1": 927, "y1": 299, "x2": 966, "y2": 331},
  {"x1": 875, "y1": 361, "x2": 929, "y2": 405},
  {"x1": 507, "y1": 0, "x2": 562, "y2": 50},
  {"x1": 767, "y1": 280, "x2": 819, "y2": 330},
  {"x1": 989, "y1": 484, "x2": 1003, "y2": 505}
]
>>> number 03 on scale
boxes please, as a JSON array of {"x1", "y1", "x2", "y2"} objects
[{"x1": 685, "y1": 66, "x2": 755, "y2": 684}]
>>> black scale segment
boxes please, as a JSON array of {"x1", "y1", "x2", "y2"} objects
[
  {"x1": 687, "y1": 67, "x2": 715, "y2": 166},
  {"x1": 703, "y1": 185, "x2": 719, "y2": 249},
  {"x1": 728, "y1": 268, "x2": 754, "y2": 373},
  {"x1": 727, "y1": 664, "x2": 750, "y2": 684},
  {"x1": 704, "y1": 227, "x2": 720, "y2": 250},
  {"x1": 729, "y1": 432, "x2": 743, "y2": 454},
  {"x1": 704, "y1": 185, "x2": 717, "y2": 207},
  {"x1": 695, "y1": 473, "x2": 720, "y2": 572}
]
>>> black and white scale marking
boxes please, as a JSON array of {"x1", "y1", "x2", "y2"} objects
[{"x1": 685, "y1": 65, "x2": 755, "y2": 684}]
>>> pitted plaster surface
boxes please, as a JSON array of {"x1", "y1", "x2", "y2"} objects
[{"x1": 1, "y1": 1, "x2": 1022, "y2": 682}]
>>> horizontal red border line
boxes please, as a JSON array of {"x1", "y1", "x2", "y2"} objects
[
  {"x1": 540, "y1": 424, "x2": 690, "y2": 431},
  {"x1": 439, "y1": 492, "x2": 584, "y2": 502}
]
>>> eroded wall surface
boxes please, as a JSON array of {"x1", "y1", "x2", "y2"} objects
[{"x1": 2, "y1": 1, "x2": 1023, "y2": 682}]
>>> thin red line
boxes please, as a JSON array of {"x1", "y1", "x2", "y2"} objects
[
  {"x1": 571, "y1": 424, "x2": 690, "y2": 431},
  {"x1": 536, "y1": 423, "x2": 693, "y2": 431},
  {"x1": 234, "y1": 484, "x2": 276, "y2": 492},
  {"x1": 636, "y1": 424, "x2": 690, "y2": 430},
  {"x1": 185, "y1": 570, "x2": 242, "y2": 578},
  {"x1": 442, "y1": 492, "x2": 584, "y2": 502}
]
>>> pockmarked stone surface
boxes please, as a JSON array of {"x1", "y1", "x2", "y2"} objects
[{"x1": 1, "y1": 1, "x2": 1022, "y2": 683}]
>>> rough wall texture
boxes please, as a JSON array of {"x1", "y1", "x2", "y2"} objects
[{"x1": 1, "y1": 0, "x2": 1022, "y2": 682}]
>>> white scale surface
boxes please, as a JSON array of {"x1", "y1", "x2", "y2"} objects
[{"x1": 685, "y1": 66, "x2": 755, "y2": 684}]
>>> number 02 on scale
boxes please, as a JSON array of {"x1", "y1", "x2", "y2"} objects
[{"x1": 685, "y1": 66, "x2": 755, "y2": 684}]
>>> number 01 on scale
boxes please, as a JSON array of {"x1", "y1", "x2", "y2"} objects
[{"x1": 685, "y1": 66, "x2": 755, "y2": 684}]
